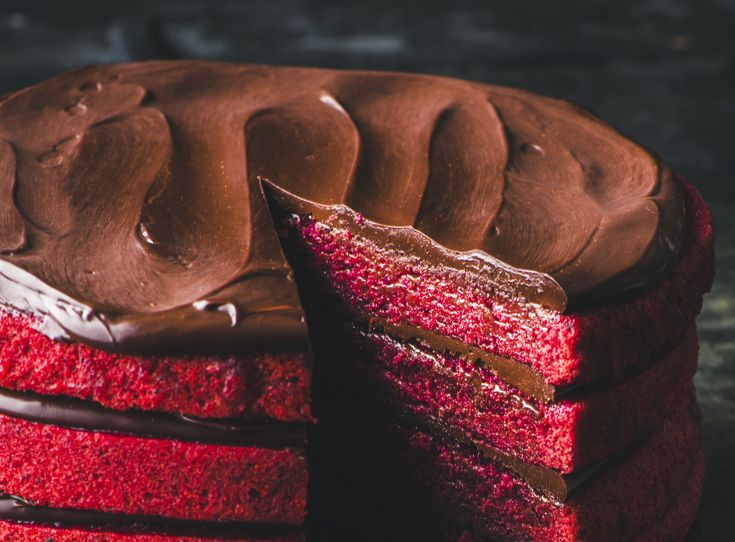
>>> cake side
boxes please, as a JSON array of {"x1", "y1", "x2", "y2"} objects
[{"x1": 0, "y1": 310, "x2": 312, "y2": 420}]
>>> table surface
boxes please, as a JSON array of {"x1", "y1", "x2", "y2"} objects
[{"x1": 0, "y1": 1, "x2": 732, "y2": 539}]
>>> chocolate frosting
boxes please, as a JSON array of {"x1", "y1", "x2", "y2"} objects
[
  {"x1": 360, "y1": 313, "x2": 556, "y2": 402},
  {"x1": 0, "y1": 61, "x2": 684, "y2": 354},
  {"x1": 0, "y1": 386, "x2": 305, "y2": 448},
  {"x1": 440, "y1": 418, "x2": 643, "y2": 502},
  {"x1": 0, "y1": 493, "x2": 300, "y2": 538}
]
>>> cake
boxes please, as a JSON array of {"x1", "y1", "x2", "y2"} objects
[{"x1": 0, "y1": 61, "x2": 714, "y2": 541}]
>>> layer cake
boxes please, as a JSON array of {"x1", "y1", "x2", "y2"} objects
[{"x1": 0, "y1": 61, "x2": 714, "y2": 541}]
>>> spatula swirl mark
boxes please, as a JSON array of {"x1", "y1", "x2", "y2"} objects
[{"x1": 0, "y1": 139, "x2": 27, "y2": 254}]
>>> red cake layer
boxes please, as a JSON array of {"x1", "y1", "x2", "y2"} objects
[
  {"x1": 0, "y1": 413, "x2": 307, "y2": 523},
  {"x1": 313, "y1": 321, "x2": 698, "y2": 472},
  {"x1": 278, "y1": 177, "x2": 713, "y2": 388},
  {"x1": 0, "y1": 522, "x2": 303, "y2": 542},
  {"x1": 408, "y1": 405, "x2": 702, "y2": 542},
  {"x1": 311, "y1": 391, "x2": 702, "y2": 541},
  {"x1": 0, "y1": 310, "x2": 311, "y2": 420},
  {"x1": 484, "y1": 453, "x2": 701, "y2": 542}
]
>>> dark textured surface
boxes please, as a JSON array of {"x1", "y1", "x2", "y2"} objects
[{"x1": 0, "y1": 1, "x2": 732, "y2": 539}]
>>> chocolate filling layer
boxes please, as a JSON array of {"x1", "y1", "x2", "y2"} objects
[
  {"x1": 0, "y1": 387, "x2": 305, "y2": 448},
  {"x1": 0, "y1": 493, "x2": 300, "y2": 538},
  {"x1": 340, "y1": 309, "x2": 676, "y2": 404},
  {"x1": 425, "y1": 417, "x2": 643, "y2": 502},
  {"x1": 370, "y1": 317, "x2": 556, "y2": 403}
]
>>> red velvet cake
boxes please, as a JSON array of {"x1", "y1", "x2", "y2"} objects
[{"x1": 0, "y1": 61, "x2": 713, "y2": 541}]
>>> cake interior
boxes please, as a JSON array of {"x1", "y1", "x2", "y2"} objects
[{"x1": 266, "y1": 177, "x2": 711, "y2": 541}]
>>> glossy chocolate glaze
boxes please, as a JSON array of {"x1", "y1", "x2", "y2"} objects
[
  {"x1": 443, "y1": 419, "x2": 642, "y2": 502},
  {"x1": 361, "y1": 314, "x2": 556, "y2": 402},
  {"x1": 0, "y1": 386, "x2": 305, "y2": 448},
  {"x1": 0, "y1": 493, "x2": 300, "y2": 538},
  {"x1": 0, "y1": 61, "x2": 684, "y2": 355},
  {"x1": 409, "y1": 410, "x2": 643, "y2": 502}
]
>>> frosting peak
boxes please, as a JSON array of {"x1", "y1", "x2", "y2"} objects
[{"x1": 0, "y1": 61, "x2": 684, "y2": 353}]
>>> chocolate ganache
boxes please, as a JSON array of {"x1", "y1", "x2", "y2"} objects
[
  {"x1": 0, "y1": 493, "x2": 300, "y2": 538},
  {"x1": 0, "y1": 61, "x2": 684, "y2": 355}
]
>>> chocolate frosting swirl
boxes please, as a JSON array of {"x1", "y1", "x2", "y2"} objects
[{"x1": 0, "y1": 61, "x2": 684, "y2": 354}]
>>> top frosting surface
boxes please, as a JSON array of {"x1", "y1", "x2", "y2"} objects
[{"x1": 0, "y1": 61, "x2": 684, "y2": 354}]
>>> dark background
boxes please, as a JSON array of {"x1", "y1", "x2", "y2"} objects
[{"x1": 0, "y1": 1, "x2": 732, "y2": 539}]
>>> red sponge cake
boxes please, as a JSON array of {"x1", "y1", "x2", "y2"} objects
[
  {"x1": 310, "y1": 388, "x2": 702, "y2": 542},
  {"x1": 0, "y1": 61, "x2": 713, "y2": 540},
  {"x1": 0, "y1": 311, "x2": 312, "y2": 420}
]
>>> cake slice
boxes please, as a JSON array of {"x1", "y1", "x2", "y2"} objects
[{"x1": 281, "y1": 173, "x2": 711, "y2": 540}]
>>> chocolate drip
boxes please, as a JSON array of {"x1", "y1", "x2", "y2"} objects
[
  {"x1": 0, "y1": 493, "x2": 300, "y2": 538},
  {"x1": 0, "y1": 61, "x2": 684, "y2": 354},
  {"x1": 423, "y1": 417, "x2": 644, "y2": 502},
  {"x1": 0, "y1": 387, "x2": 305, "y2": 448}
]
